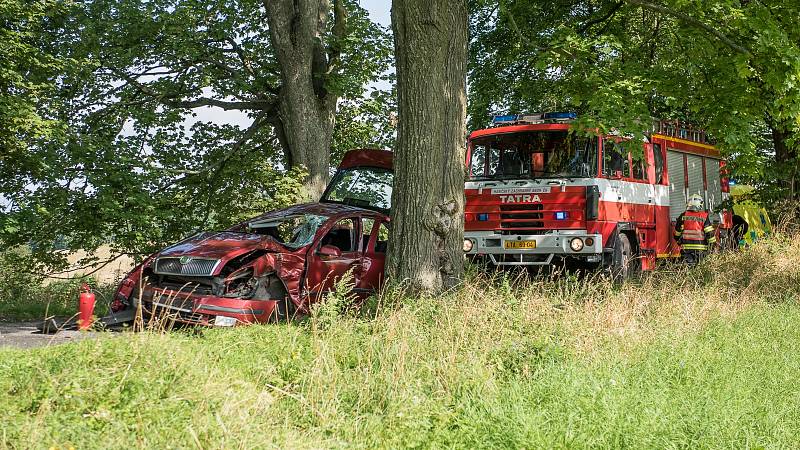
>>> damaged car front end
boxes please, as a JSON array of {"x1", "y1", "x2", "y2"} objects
[{"x1": 109, "y1": 149, "x2": 394, "y2": 327}]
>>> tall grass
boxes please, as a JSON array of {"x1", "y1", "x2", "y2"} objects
[{"x1": 1, "y1": 232, "x2": 800, "y2": 448}]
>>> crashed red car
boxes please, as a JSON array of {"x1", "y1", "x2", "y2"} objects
[{"x1": 109, "y1": 149, "x2": 393, "y2": 326}]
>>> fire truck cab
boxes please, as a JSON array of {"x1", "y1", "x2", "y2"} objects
[{"x1": 463, "y1": 112, "x2": 730, "y2": 277}]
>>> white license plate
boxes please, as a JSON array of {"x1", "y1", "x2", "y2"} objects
[{"x1": 214, "y1": 316, "x2": 237, "y2": 327}]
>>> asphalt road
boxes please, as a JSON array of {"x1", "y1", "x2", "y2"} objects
[{"x1": 0, "y1": 320, "x2": 98, "y2": 350}]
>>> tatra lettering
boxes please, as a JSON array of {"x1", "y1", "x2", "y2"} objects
[{"x1": 499, "y1": 194, "x2": 542, "y2": 203}]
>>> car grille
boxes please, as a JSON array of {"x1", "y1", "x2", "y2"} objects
[
  {"x1": 144, "y1": 300, "x2": 206, "y2": 324},
  {"x1": 153, "y1": 280, "x2": 214, "y2": 296},
  {"x1": 154, "y1": 257, "x2": 219, "y2": 276},
  {"x1": 150, "y1": 294, "x2": 195, "y2": 312}
]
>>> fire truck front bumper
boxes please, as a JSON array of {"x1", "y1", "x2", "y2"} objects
[{"x1": 463, "y1": 230, "x2": 604, "y2": 266}]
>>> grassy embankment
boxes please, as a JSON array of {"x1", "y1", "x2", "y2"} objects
[
  {"x1": 2, "y1": 232, "x2": 800, "y2": 448},
  {"x1": 0, "y1": 245, "x2": 132, "y2": 321},
  {"x1": 0, "y1": 274, "x2": 116, "y2": 321}
]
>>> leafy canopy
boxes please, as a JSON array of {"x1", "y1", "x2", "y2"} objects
[
  {"x1": 469, "y1": 0, "x2": 800, "y2": 197},
  {"x1": 0, "y1": 0, "x2": 395, "y2": 272}
]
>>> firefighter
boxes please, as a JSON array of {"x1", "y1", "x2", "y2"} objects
[{"x1": 674, "y1": 193, "x2": 717, "y2": 265}]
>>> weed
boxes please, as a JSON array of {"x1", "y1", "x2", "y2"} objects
[{"x1": 1, "y1": 233, "x2": 799, "y2": 448}]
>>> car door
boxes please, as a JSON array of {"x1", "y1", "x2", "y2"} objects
[
  {"x1": 355, "y1": 216, "x2": 389, "y2": 294},
  {"x1": 303, "y1": 217, "x2": 363, "y2": 302}
]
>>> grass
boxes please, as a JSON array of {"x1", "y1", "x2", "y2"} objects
[
  {"x1": 1, "y1": 232, "x2": 800, "y2": 448},
  {"x1": 0, "y1": 275, "x2": 116, "y2": 322}
]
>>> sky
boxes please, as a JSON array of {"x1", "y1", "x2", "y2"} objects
[
  {"x1": 362, "y1": 0, "x2": 391, "y2": 26},
  {"x1": 187, "y1": 0, "x2": 392, "y2": 129}
]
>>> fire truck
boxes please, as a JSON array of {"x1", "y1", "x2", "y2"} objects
[{"x1": 462, "y1": 112, "x2": 731, "y2": 278}]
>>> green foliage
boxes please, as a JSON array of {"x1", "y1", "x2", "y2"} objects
[
  {"x1": 468, "y1": 0, "x2": 800, "y2": 198},
  {"x1": 0, "y1": 249, "x2": 118, "y2": 320},
  {"x1": 2, "y1": 234, "x2": 800, "y2": 447},
  {"x1": 0, "y1": 0, "x2": 395, "y2": 272},
  {"x1": 0, "y1": 0, "x2": 75, "y2": 155},
  {"x1": 331, "y1": 84, "x2": 397, "y2": 163}
]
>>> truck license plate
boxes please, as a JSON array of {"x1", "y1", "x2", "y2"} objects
[{"x1": 504, "y1": 240, "x2": 536, "y2": 249}]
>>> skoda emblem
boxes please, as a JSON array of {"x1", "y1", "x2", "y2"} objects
[{"x1": 179, "y1": 256, "x2": 192, "y2": 265}]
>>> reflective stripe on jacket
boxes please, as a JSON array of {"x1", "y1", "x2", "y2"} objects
[{"x1": 674, "y1": 210, "x2": 716, "y2": 251}]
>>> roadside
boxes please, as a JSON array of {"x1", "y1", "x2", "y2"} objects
[{"x1": 0, "y1": 320, "x2": 98, "y2": 349}]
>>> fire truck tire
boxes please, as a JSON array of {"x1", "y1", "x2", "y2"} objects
[{"x1": 609, "y1": 233, "x2": 633, "y2": 283}]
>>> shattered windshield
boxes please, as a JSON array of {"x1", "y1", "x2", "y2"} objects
[
  {"x1": 469, "y1": 131, "x2": 598, "y2": 180},
  {"x1": 247, "y1": 214, "x2": 328, "y2": 248},
  {"x1": 323, "y1": 167, "x2": 393, "y2": 212}
]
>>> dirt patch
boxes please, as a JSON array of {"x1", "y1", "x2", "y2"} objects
[
  {"x1": 46, "y1": 245, "x2": 135, "y2": 285},
  {"x1": 0, "y1": 321, "x2": 99, "y2": 350}
]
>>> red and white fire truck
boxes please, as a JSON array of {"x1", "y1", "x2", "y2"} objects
[{"x1": 462, "y1": 112, "x2": 731, "y2": 277}]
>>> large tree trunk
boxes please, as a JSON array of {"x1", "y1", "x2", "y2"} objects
[
  {"x1": 265, "y1": 0, "x2": 341, "y2": 200},
  {"x1": 387, "y1": 0, "x2": 468, "y2": 293},
  {"x1": 274, "y1": 83, "x2": 336, "y2": 200},
  {"x1": 768, "y1": 116, "x2": 799, "y2": 199}
]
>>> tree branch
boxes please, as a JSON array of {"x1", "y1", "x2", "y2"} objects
[
  {"x1": 625, "y1": 0, "x2": 753, "y2": 57},
  {"x1": 579, "y1": 1, "x2": 624, "y2": 34},
  {"x1": 112, "y1": 69, "x2": 273, "y2": 111},
  {"x1": 168, "y1": 97, "x2": 270, "y2": 110},
  {"x1": 199, "y1": 113, "x2": 270, "y2": 227},
  {"x1": 500, "y1": 0, "x2": 527, "y2": 44},
  {"x1": 327, "y1": 0, "x2": 347, "y2": 72},
  {"x1": 41, "y1": 252, "x2": 138, "y2": 279}
]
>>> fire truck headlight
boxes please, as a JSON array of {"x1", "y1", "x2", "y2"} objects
[
  {"x1": 463, "y1": 239, "x2": 475, "y2": 252},
  {"x1": 585, "y1": 237, "x2": 595, "y2": 247},
  {"x1": 569, "y1": 237, "x2": 584, "y2": 252}
]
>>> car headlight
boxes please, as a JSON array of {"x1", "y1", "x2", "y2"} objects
[
  {"x1": 569, "y1": 237, "x2": 584, "y2": 252},
  {"x1": 463, "y1": 238, "x2": 474, "y2": 252}
]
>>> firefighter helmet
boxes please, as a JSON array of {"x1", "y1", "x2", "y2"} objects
[{"x1": 687, "y1": 193, "x2": 704, "y2": 211}]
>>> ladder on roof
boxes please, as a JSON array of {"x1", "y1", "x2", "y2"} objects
[{"x1": 651, "y1": 120, "x2": 710, "y2": 144}]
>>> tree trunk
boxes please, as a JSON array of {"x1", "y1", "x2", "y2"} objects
[
  {"x1": 387, "y1": 0, "x2": 468, "y2": 293},
  {"x1": 768, "y1": 116, "x2": 799, "y2": 199},
  {"x1": 274, "y1": 84, "x2": 336, "y2": 200},
  {"x1": 265, "y1": 0, "x2": 341, "y2": 200}
]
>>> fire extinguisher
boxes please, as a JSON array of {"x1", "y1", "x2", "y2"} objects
[{"x1": 78, "y1": 283, "x2": 96, "y2": 331}]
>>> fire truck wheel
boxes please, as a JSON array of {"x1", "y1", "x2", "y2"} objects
[{"x1": 610, "y1": 233, "x2": 633, "y2": 283}]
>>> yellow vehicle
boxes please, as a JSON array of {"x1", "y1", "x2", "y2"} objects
[{"x1": 729, "y1": 184, "x2": 772, "y2": 247}]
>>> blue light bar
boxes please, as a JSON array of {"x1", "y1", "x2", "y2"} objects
[
  {"x1": 491, "y1": 114, "x2": 520, "y2": 124},
  {"x1": 543, "y1": 112, "x2": 577, "y2": 120},
  {"x1": 554, "y1": 211, "x2": 568, "y2": 220},
  {"x1": 477, "y1": 213, "x2": 489, "y2": 221}
]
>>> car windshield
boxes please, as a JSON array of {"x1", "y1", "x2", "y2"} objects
[
  {"x1": 469, "y1": 131, "x2": 598, "y2": 180},
  {"x1": 247, "y1": 214, "x2": 328, "y2": 248},
  {"x1": 323, "y1": 167, "x2": 394, "y2": 212}
]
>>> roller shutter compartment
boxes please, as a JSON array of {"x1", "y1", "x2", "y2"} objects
[
  {"x1": 705, "y1": 158, "x2": 722, "y2": 212},
  {"x1": 666, "y1": 150, "x2": 686, "y2": 220},
  {"x1": 686, "y1": 154, "x2": 704, "y2": 207}
]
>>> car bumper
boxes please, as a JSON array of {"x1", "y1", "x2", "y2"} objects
[
  {"x1": 464, "y1": 230, "x2": 603, "y2": 265},
  {"x1": 139, "y1": 287, "x2": 278, "y2": 326}
]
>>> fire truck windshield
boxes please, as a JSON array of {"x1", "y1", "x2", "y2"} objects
[{"x1": 469, "y1": 131, "x2": 598, "y2": 180}]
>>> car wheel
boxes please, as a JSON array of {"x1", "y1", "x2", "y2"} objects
[{"x1": 270, "y1": 297, "x2": 295, "y2": 323}]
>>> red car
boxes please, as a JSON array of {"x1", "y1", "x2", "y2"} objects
[{"x1": 108, "y1": 149, "x2": 393, "y2": 326}]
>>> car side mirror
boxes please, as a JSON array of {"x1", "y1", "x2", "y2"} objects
[{"x1": 318, "y1": 245, "x2": 342, "y2": 258}]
